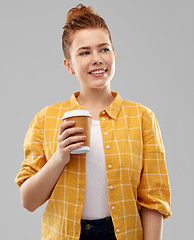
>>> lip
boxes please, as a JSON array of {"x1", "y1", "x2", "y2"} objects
[{"x1": 88, "y1": 68, "x2": 107, "y2": 74}]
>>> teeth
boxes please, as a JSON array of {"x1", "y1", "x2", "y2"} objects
[{"x1": 90, "y1": 70, "x2": 105, "y2": 74}]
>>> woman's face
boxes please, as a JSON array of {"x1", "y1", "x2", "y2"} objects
[{"x1": 64, "y1": 28, "x2": 115, "y2": 91}]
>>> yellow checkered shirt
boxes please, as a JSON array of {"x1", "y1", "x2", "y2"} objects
[{"x1": 15, "y1": 92, "x2": 171, "y2": 240}]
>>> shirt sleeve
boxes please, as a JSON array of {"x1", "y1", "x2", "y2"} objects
[
  {"x1": 15, "y1": 108, "x2": 47, "y2": 187},
  {"x1": 137, "y1": 108, "x2": 172, "y2": 219}
]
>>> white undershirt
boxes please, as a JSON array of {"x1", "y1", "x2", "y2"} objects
[{"x1": 81, "y1": 119, "x2": 111, "y2": 220}]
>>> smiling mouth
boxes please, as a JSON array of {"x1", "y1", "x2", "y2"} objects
[{"x1": 89, "y1": 69, "x2": 107, "y2": 75}]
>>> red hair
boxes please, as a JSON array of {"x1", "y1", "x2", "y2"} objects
[{"x1": 62, "y1": 4, "x2": 114, "y2": 60}]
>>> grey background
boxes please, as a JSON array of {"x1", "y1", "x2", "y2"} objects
[{"x1": 1, "y1": 0, "x2": 193, "y2": 239}]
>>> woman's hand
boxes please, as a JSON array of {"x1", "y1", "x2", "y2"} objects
[
  {"x1": 20, "y1": 120, "x2": 86, "y2": 212},
  {"x1": 55, "y1": 120, "x2": 86, "y2": 166}
]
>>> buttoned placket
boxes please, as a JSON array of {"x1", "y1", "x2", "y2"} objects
[
  {"x1": 100, "y1": 110, "x2": 119, "y2": 232},
  {"x1": 100, "y1": 113, "x2": 112, "y2": 175}
]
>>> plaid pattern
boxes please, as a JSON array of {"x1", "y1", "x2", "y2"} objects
[{"x1": 15, "y1": 92, "x2": 171, "y2": 240}]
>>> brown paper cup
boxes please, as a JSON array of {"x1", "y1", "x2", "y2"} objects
[{"x1": 62, "y1": 110, "x2": 91, "y2": 154}]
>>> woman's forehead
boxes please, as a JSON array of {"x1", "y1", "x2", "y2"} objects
[{"x1": 70, "y1": 28, "x2": 111, "y2": 50}]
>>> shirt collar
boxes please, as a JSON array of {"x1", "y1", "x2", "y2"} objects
[{"x1": 69, "y1": 91, "x2": 123, "y2": 120}]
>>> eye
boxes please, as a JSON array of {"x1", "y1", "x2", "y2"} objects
[
  {"x1": 101, "y1": 48, "x2": 110, "y2": 53},
  {"x1": 80, "y1": 51, "x2": 90, "y2": 56}
]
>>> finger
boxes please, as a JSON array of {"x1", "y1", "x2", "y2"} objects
[
  {"x1": 59, "y1": 121, "x2": 75, "y2": 135},
  {"x1": 60, "y1": 135, "x2": 86, "y2": 149},
  {"x1": 66, "y1": 141, "x2": 84, "y2": 153},
  {"x1": 59, "y1": 127, "x2": 84, "y2": 142}
]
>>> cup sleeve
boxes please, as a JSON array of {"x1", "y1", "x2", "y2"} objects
[
  {"x1": 15, "y1": 109, "x2": 47, "y2": 187},
  {"x1": 137, "y1": 109, "x2": 172, "y2": 219}
]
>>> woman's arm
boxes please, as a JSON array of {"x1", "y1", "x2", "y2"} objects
[
  {"x1": 140, "y1": 207, "x2": 163, "y2": 240},
  {"x1": 20, "y1": 151, "x2": 67, "y2": 212},
  {"x1": 20, "y1": 121, "x2": 86, "y2": 212}
]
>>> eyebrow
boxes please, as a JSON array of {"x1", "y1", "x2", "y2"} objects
[{"x1": 76, "y1": 43, "x2": 110, "y2": 52}]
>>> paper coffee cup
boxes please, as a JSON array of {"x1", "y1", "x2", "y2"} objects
[{"x1": 62, "y1": 110, "x2": 92, "y2": 154}]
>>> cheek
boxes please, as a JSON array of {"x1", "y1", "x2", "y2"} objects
[
  {"x1": 108, "y1": 56, "x2": 115, "y2": 70},
  {"x1": 106, "y1": 53, "x2": 115, "y2": 65},
  {"x1": 74, "y1": 59, "x2": 88, "y2": 73},
  {"x1": 108, "y1": 56, "x2": 115, "y2": 77}
]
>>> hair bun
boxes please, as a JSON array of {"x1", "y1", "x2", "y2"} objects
[
  {"x1": 62, "y1": 4, "x2": 113, "y2": 60},
  {"x1": 66, "y1": 4, "x2": 95, "y2": 24}
]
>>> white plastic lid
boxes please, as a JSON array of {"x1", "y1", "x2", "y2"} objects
[
  {"x1": 62, "y1": 110, "x2": 91, "y2": 120},
  {"x1": 71, "y1": 146, "x2": 90, "y2": 154}
]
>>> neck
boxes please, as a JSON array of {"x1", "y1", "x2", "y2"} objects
[{"x1": 77, "y1": 87, "x2": 114, "y2": 109}]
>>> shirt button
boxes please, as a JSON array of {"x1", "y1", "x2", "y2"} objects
[
  {"x1": 106, "y1": 145, "x2": 110, "y2": 149},
  {"x1": 108, "y1": 164, "x2": 112, "y2": 169},
  {"x1": 111, "y1": 205, "x2": 115, "y2": 210},
  {"x1": 102, "y1": 117, "x2": 105, "y2": 121},
  {"x1": 109, "y1": 185, "x2": 114, "y2": 190},
  {"x1": 104, "y1": 132, "x2": 108, "y2": 135},
  {"x1": 116, "y1": 229, "x2": 120, "y2": 233},
  {"x1": 102, "y1": 111, "x2": 106, "y2": 115}
]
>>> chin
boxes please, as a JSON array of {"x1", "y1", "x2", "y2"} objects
[{"x1": 91, "y1": 82, "x2": 111, "y2": 90}]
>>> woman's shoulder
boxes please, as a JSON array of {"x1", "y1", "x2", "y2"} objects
[
  {"x1": 45, "y1": 100, "x2": 71, "y2": 111},
  {"x1": 122, "y1": 99, "x2": 153, "y2": 116},
  {"x1": 34, "y1": 100, "x2": 71, "y2": 119}
]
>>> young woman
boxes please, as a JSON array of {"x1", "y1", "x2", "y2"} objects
[{"x1": 15, "y1": 4, "x2": 171, "y2": 240}]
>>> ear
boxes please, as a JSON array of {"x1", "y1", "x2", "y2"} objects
[{"x1": 63, "y1": 59, "x2": 75, "y2": 75}]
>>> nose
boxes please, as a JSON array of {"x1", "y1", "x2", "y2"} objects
[{"x1": 91, "y1": 52, "x2": 103, "y2": 65}]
